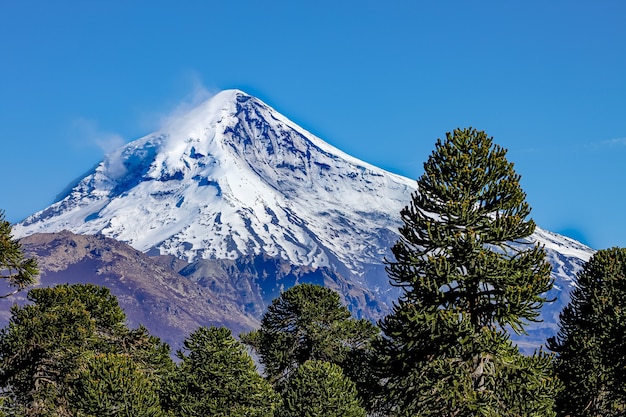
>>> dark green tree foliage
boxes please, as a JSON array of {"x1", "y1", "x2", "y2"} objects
[
  {"x1": 279, "y1": 360, "x2": 365, "y2": 417},
  {"x1": 548, "y1": 247, "x2": 626, "y2": 416},
  {"x1": 240, "y1": 284, "x2": 379, "y2": 395},
  {"x1": 68, "y1": 353, "x2": 164, "y2": 417},
  {"x1": 378, "y1": 128, "x2": 557, "y2": 416},
  {"x1": 163, "y1": 326, "x2": 279, "y2": 417},
  {"x1": 0, "y1": 210, "x2": 38, "y2": 298},
  {"x1": 380, "y1": 328, "x2": 558, "y2": 417},
  {"x1": 0, "y1": 284, "x2": 172, "y2": 416}
]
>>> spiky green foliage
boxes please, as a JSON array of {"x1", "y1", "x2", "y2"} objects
[
  {"x1": 163, "y1": 326, "x2": 280, "y2": 417},
  {"x1": 548, "y1": 247, "x2": 626, "y2": 416},
  {"x1": 0, "y1": 284, "x2": 172, "y2": 416},
  {"x1": 387, "y1": 128, "x2": 552, "y2": 332},
  {"x1": 378, "y1": 128, "x2": 557, "y2": 416},
  {"x1": 68, "y1": 353, "x2": 164, "y2": 417},
  {"x1": 0, "y1": 210, "x2": 38, "y2": 298},
  {"x1": 279, "y1": 360, "x2": 365, "y2": 417},
  {"x1": 240, "y1": 283, "x2": 380, "y2": 405},
  {"x1": 385, "y1": 328, "x2": 559, "y2": 416}
]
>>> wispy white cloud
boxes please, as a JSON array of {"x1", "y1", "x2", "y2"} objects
[
  {"x1": 600, "y1": 136, "x2": 626, "y2": 147},
  {"x1": 162, "y1": 71, "x2": 217, "y2": 127},
  {"x1": 70, "y1": 118, "x2": 126, "y2": 154},
  {"x1": 70, "y1": 118, "x2": 128, "y2": 178},
  {"x1": 138, "y1": 70, "x2": 218, "y2": 133},
  {"x1": 577, "y1": 136, "x2": 626, "y2": 152}
]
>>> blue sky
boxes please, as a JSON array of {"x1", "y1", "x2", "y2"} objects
[{"x1": 1, "y1": 1, "x2": 625, "y2": 250}]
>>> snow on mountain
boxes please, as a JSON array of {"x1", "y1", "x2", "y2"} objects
[
  {"x1": 14, "y1": 89, "x2": 595, "y2": 348},
  {"x1": 17, "y1": 90, "x2": 411, "y2": 274}
]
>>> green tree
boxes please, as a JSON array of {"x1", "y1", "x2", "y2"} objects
[
  {"x1": 240, "y1": 283, "x2": 379, "y2": 405},
  {"x1": 68, "y1": 353, "x2": 164, "y2": 417},
  {"x1": 548, "y1": 247, "x2": 626, "y2": 416},
  {"x1": 0, "y1": 210, "x2": 38, "y2": 298},
  {"x1": 0, "y1": 284, "x2": 172, "y2": 416},
  {"x1": 279, "y1": 360, "x2": 365, "y2": 417},
  {"x1": 378, "y1": 128, "x2": 557, "y2": 416},
  {"x1": 163, "y1": 326, "x2": 279, "y2": 417}
]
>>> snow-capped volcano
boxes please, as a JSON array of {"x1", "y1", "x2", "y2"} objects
[
  {"x1": 16, "y1": 90, "x2": 412, "y2": 277},
  {"x1": 14, "y1": 89, "x2": 595, "y2": 348}
]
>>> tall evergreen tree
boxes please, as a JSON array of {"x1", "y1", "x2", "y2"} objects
[
  {"x1": 548, "y1": 247, "x2": 626, "y2": 416},
  {"x1": 163, "y1": 326, "x2": 280, "y2": 417},
  {"x1": 279, "y1": 360, "x2": 365, "y2": 417},
  {"x1": 378, "y1": 128, "x2": 557, "y2": 416},
  {"x1": 0, "y1": 284, "x2": 172, "y2": 416},
  {"x1": 68, "y1": 353, "x2": 165, "y2": 417},
  {"x1": 240, "y1": 283, "x2": 379, "y2": 406},
  {"x1": 0, "y1": 210, "x2": 38, "y2": 298}
]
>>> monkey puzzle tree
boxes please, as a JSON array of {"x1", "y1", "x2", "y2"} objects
[
  {"x1": 68, "y1": 353, "x2": 165, "y2": 417},
  {"x1": 279, "y1": 360, "x2": 365, "y2": 417},
  {"x1": 378, "y1": 128, "x2": 557, "y2": 416},
  {"x1": 163, "y1": 326, "x2": 280, "y2": 417},
  {"x1": 548, "y1": 247, "x2": 626, "y2": 417},
  {"x1": 241, "y1": 283, "x2": 378, "y2": 391},
  {"x1": 0, "y1": 210, "x2": 38, "y2": 298},
  {"x1": 0, "y1": 284, "x2": 172, "y2": 416}
]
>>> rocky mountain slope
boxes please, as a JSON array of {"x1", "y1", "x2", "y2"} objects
[
  {"x1": 1, "y1": 231, "x2": 256, "y2": 351},
  {"x1": 3, "y1": 231, "x2": 373, "y2": 351},
  {"x1": 12, "y1": 90, "x2": 595, "y2": 349}
]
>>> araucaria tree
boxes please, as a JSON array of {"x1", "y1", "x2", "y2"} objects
[
  {"x1": 0, "y1": 210, "x2": 38, "y2": 298},
  {"x1": 280, "y1": 360, "x2": 366, "y2": 417},
  {"x1": 241, "y1": 283, "x2": 378, "y2": 387},
  {"x1": 378, "y1": 128, "x2": 558, "y2": 416},
  {"x1": 68, "y1": 352, "x2": 165, "y2": 417},
  {"x1": 163, "y1": 326, "x2": 280, "y2": 417},
  {"x1": 548, "y1": 247, "x2": 626, "y2": 417},
  {"x1": 241, "y1": 283, "x2": 380, "y2": 411},
  {"x1": 0, "y1": 284, "x2": 172, "y2": 416}
]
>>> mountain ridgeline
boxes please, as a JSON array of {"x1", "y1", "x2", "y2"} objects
[{"x1": 12, "y1": 90, "x2": 594, "y2": 349}]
